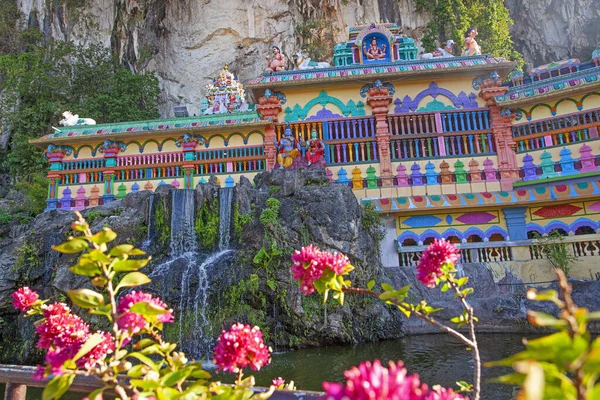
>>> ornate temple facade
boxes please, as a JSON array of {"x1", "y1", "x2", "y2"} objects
[{"x1": 31, "y1": 24, "x2": 600, "y2": 280}]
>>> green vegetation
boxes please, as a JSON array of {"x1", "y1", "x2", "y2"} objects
[
  {"x1": 13, "y1": 239, "x2": 40, "y2": 280},
  {"x1": 532, "y1": 230, "x2": 578, "y2": 277},
  {"x1": 414, "y1": 0, "x2": 524, "y2": 67},
  {"x1": 154, "y1": 198, "x2": 170, "y2": 248},
  {"x1": 294, "y1": 17, "x2": 339, "y2": 61},
  {"x1": 195, "y1": 198, "x2": 219, "y2": 249},
  {"x1": 259, "y1": 197, "x2": 281, "y2": 230},
  {"x1": 232, "y1": 203, "x2": 253, "y2": 244},
  {"x1": 362, "y1": 204, "x2": 385, "y2": 259}
]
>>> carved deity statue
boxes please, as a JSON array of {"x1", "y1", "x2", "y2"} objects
[
  {"x1": 293, "y1": 50, "x2": 331, "y2": 70},
  {"x1": 463, "y1": 28, "x2": 482, "y2": 56},
  {"x1": 274, "y1": 124, "x2": 300, "y2": 169},
  {"x1": 364, "y1": 37, "x2": 386, "y2": 60},
  {"x1": 421, "y1": 40, "x2": 455, "y2": 60},
  {"x1": 305, "y1": 129, "x2": 325, "y2": 167},
  {"x1": 265, "y1": 46, "x2": 287, "y2": 73}
]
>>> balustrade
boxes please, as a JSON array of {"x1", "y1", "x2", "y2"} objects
[
  {"x1": 387, "y1": 113, "x2": 437, "y2": 135},
  {"x1": 512, "y1": 109, "x2": 600, "y2": 139},
  {"x1": 63, "y1": 159, "x2": 106, "y2": 171},
  {"x1": 396, "y1": 241, "x2": 514, "y2": 268},
  {"x1": 390, "y1": 133, "x2": 494, "y2": 160},
  {"x1": 441, "y1": 110, "x2": 490, "y2": 133},
  {"x1": 116, "y1": 152, "x2": 185, "y2": 167},
  {"x1": 61, "y1": 172, "x2": 103, "y2": 184},
  {"x1": 515, "y1": 129, "x2": 590, "y2": 152},
  {"x1": 327, "y1": 140, "x2": 378, "y2": 164},
  {"x1": 529, "y1": 235, "x2": 600, "y2": 259}
]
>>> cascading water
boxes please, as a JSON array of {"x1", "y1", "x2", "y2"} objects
[
  {"x1": 142, "y1": 193, "x2": 155, "y2": 250},
  {"x1": 218, "y1": 187, "x2": 233, "y2": 250},
  {"x1": 149, "y1": 188, "x2": 234, "y2": 359}
]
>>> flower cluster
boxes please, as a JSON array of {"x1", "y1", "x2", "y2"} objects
[
  {"x1": 117, "y1": 291, "x2": 174, "y2": 335},
  {"x1": 11, "y1": 287, "x2": 39, "y2": 312},
  {"x1": 323, "y1": 360, "x2": 465, "y2": 400},
  {"x1": 11, "y1": 294, "x2": 115, "y2": 378},
  {"x1": 271, "y1": 377, "x2": 286, "y2": 388},
  {"x1": 416, "y1": 239, "x2": 460, "y2": 288},
  {"x1": 291, "y1": 245, "x2": 352, "y2": 295},
  {"x1": 212, "y1": 323, "x2": 271, "y2": 373}
]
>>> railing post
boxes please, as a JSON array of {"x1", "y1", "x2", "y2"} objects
[
  {"x1": 4, "y1": 383, "x2": 27, "y2": 400},
  {"x1": 365, "y1": 83, "x2": 394, "y2": 187}
]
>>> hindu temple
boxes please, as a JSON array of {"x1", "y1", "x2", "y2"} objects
[{"x1": 30, "y1": 23, "x2": 600, "y2": 281}]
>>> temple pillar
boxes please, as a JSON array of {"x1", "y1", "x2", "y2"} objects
[
  {"x1": 177, "y1": 136, "x2": 201, "y2": 189},
  {"x1": 480, "y1": 86, "x2": 519, "y2": 191},
  {"x1": 366, "y1": 85, "x2": 394, "y2": 188},
  {"x1": 256, "y1": 90, "x2": 284, "y2": 172},
  {"x1": 100, "y1": 143, "x2": 122, "y2": 204},
  {"x1": 45, "y1": 147, "x2": 70, "y2": 211}
]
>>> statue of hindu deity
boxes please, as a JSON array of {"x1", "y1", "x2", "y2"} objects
[
  {"x1": 364, "y1": 37, "x2": 386, "y2": 60},
  {"x1": 305, "y1": 128, "x2": 325, "y2": 167},
  {"x1": 203, "y1": 64, "x2": 249, "y2": 114},
  {"x1": 274, "y1": 124, "x2": 301, "y2": 169},
  {"x1": 59, "y1": 111, "x2": 96, "y2": 126},
  {"x1": 421, "y1": 40, "x2": 455, "y2": 60},
  {"x1": 265, "y1": 46, "x2": 287, "y2": 72},
  {"x1": 463, "y1": 28, "x2": 482, "y2": 56}
]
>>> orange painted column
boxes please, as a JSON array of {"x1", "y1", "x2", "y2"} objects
[
  {"x1": 366, "y1": 86, "x2": 394, "y2": 187},
  {"x1": 480, "y1": 86, "x2": 519, "y2": 191},
  {"x1": 256, "y1": 93, "x2": 284, "y2": 172}
]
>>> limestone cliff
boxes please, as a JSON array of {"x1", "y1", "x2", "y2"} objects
[{"x1": 15, "y1": 0, "x2": 600, "y2": 115}]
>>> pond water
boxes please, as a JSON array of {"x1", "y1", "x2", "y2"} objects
[{"x1": 2, "y1": 333, "x2": 527, "y2": 399}]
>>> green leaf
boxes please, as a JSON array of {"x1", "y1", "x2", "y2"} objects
[
  {"x1": 397, "y1": 305, "x2": 411, "y2": 318},
  {"x1": 367, "y1": 280, "x2": 375, "y2": 290},
  {"x1": 381, "y1": 283, "x2": 393, "y2": 291},
  {"x1": 116, "y1": 272, "x2": 151, "y2": 291},
  {"x1": 86, "y1": 388, "x2": 105, "y2": 400},
  {"x1": 527, "y1": 311, "x2": 568, "y2": 328},
  {"x1": 68, "y1": 289, "x2": 105, "y2": 308},
  {"x1": 133, "y1": 338, "x2": 157, "y2": 350},
  {"x1": 87, "y1": 249, "x2": 111, "y2": 263},
  {"x1": 90, "y1": 304, "x2": 112, "y2": 319},
  {"x1": 127, "y1": 352, "x2": 159, "y2": 371},
  {"x1": 113, "y1": 258, "x2": 150, "y2": 272},
  {"x1": 457, "y1": 277, "x2": 469, "y2": 287},
  {"x1": 267, "y1": 279, "x2": 277, "y2": 291},
  {"x1": 89, "y1": 228, "x2": 117, "y2": 245},
  {"x1": 43, "y1": 374, "x2": 75, "y2": 400},
  {"x1": 130, "y1": 379, "x2": 161, "y2": 390},
  {"x1": 441, "y1": 283, "x2": 450, "y2": 292},
  {"x1": 130, "y1": 301, "x2": 169, "y2": 316},
  {"x1": 161, "y1": 369, "x2": 192, "y2": 386},
  {"x1": 189, "y1": 369, "x2": 212, "y2": 380},
  {"x1": 461, "y1": 287, "x2": 474, "y2": 297},
  {"x1": 109, "y1": 244, "x2": 134, "y2": 256},
  {"x1": 69, "y1": 261, "x2": 102, "y2": 277},
  {"x1": 52, "y1": 238, "x2": 89, "y2": 254},
  {"x1": 127, "y1": 364, "x2": 146, "y2": 378},
  {"x1": 72, "y1": 333, "x2": 105, "y2": 362}
]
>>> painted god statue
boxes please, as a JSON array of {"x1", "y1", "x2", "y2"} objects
[
  {"x1": 274, "y1": 124, "x2": 301, "y2": 169},
  {"x1": 59, "y1": 111, "x2": 96, "y2": 126},
  {"x1": 265, "y1": 46, "x2": 287, "y2": 73},
  {"x1": 463, "y1": 28, "x2": 482, "y2": 56},
  {"x1": 305, "y1": 129, "x2": 325, "y2": 167},
  {"x1": 364, "y1": 37, "x2": 387, "y2": 60}
]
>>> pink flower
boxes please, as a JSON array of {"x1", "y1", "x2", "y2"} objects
[
  {"x1": 416, "y1": 239, "x2": 460, "y2": 288},
  {"x1": 212, "y1": 323, "x2": 271, "y2": 373},
  {"x1": 322, "y1": 360, "x2": 466, "y2": 400},
  {"x1": 291, "y1": 245, "x2": 352, "y2": 295},
  {"x1": 11, "y1": 287, "x2": 39, "y2": 312},
  {"x1": 77, "y1": 331, "x2": 114, "y2": 370},
  {"x1": 117, "y1": 291, "x2": 174, "y2": 334},
  {"x1": 272, "y1": 377, "x2": 286, "y2": 388},
  {"x1": 426, "y1": 386, "x2": 467, "y2": 400}
]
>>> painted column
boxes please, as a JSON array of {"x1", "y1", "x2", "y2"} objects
[
  {"x1": 502, "y1": 207, "x2": 528, "y2": 241},
  {"x1": 100, "y1": 143, "x2": 122, "y2": 204},
  {"x1": 479, "y1": 85, "x2": 519, "y2": 191},
  {"x1": 366, "y1": 85, "x2": 394, "y2": 187},
  {"x1": 178, "y1": 136, "x2": 201, "y2": 189},
  {"x1": 45, "y1": 146, "x2": 71, "y2": 211},
  {"x1": 256, "y1": 90, "x2": 285, "y2": 172}
]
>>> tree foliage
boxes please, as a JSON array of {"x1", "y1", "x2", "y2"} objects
[
  {"x1": 0, "y1": 13, "x2": 161, "y2": 182},
  {"x1": 414, "y1": 0, "x2": 523, "y2": 67}
]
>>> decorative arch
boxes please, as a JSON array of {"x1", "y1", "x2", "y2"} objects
[
  {"x1": 526, "y1": 223, "x2": 545, "y2": 234},
  {"x1": 544, "y1": 221, "x2": 571, "y2": 235},
  {"x1": 284, "y1": 90, "x2": 365, "y2": 122},
  {"x1": 395, "y1": 82, "x2": 478, "y2": 113},
  {"x1": 246, "y1": 130, "x2": 265, "y2": 143},
  {"x1": 522, "y1": 92, "x2": 599, "y2": 120},
  {"x1": 206, "y1": 134, "x2": 226, "y2": 148},
  {"x1": 159, "y1": 138, "x2": 177, "y2": 151},
  {"x1": 397, "y1": 231, "x2": 419, "y2": 245},
  {"x1": 225, "y1": 132, "x2": 246, "y2": 146},
  {"x1": 418, "y1": 229, "x2": 442, "y2": 242},
  {"x1": 125, "y1": 141, "x2": 143, "y2": 154},
  {"x1": 73, "y1": 144, "x2": 96, "y2": 158},
  {"x1": 484, "y1": 226, "x2": 509, "y2": 240},
  {"x1": 141, "y1": 139, "x2": 161, "y2": 153},
  {"x1": 570, "y1": 217, "x2": 599, "y2": 233}
]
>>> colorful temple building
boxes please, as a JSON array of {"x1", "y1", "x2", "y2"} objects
[{"x1": 30, "y1": 24, "x2": 600, "y2": 281}]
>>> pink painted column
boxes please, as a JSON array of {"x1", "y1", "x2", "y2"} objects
[{"x1": 435, "y1": 113, "x2": 447, "y2": 156}]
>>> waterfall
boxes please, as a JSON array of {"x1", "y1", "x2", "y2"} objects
[
  {"x1": 142, "y1": 193, "x2": 155, "y2": 250},
  {"x1": 149, "y1": 188, "x2": 236, "y2": 359},
  {"x1": 170, "y1": 190, "x2": 197, "y2": 255},
  {"x1": 218, "y1": 187, "x2": 233, "y2": 250}
]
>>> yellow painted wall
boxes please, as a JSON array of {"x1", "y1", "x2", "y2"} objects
[{"x1": 511, "y1": 93, "x2": 600, "y2": 124}]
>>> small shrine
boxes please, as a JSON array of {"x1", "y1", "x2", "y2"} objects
[
  {"x1": 200, "y1": 64, "x2": 249, "y2": 115},
  {"x1": 333, "y1": 22, "x2": 418, "y2": 66}
]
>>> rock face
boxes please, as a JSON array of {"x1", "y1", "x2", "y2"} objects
[
  {"x1": 506, "y1": 0, "x2": 600, "y2": 68},
  {"x1": 16, "y1": 0, "x2": 599, "y2": 117}
]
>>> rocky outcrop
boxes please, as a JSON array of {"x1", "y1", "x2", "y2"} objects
[{"x1": 506, "y1": 0, "x2": 600, "y2": 68}]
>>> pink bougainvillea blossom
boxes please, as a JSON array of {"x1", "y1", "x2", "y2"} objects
[
  {"x1": 416, "y1": 239, "x2": 460, "y2": 288},
  {"x1": 323, "y1": 360, "x2": 465, "y2": 400},
  {"x1": 212, "y1": 323, "x2": 271, "y2": 373},
  {"x1": 116, "y1": 291, "x2": 174, "y2": 334},
  {"x1": 11, "y1": 287, "x2": 39, "y2": 312},
  {"x1": 291, "y1": 245, "x2": 352, "y2": 295}
]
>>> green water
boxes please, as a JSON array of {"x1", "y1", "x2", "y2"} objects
[{"x1": 2, "y1": 333, "x2": 526, "y2": 399}]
